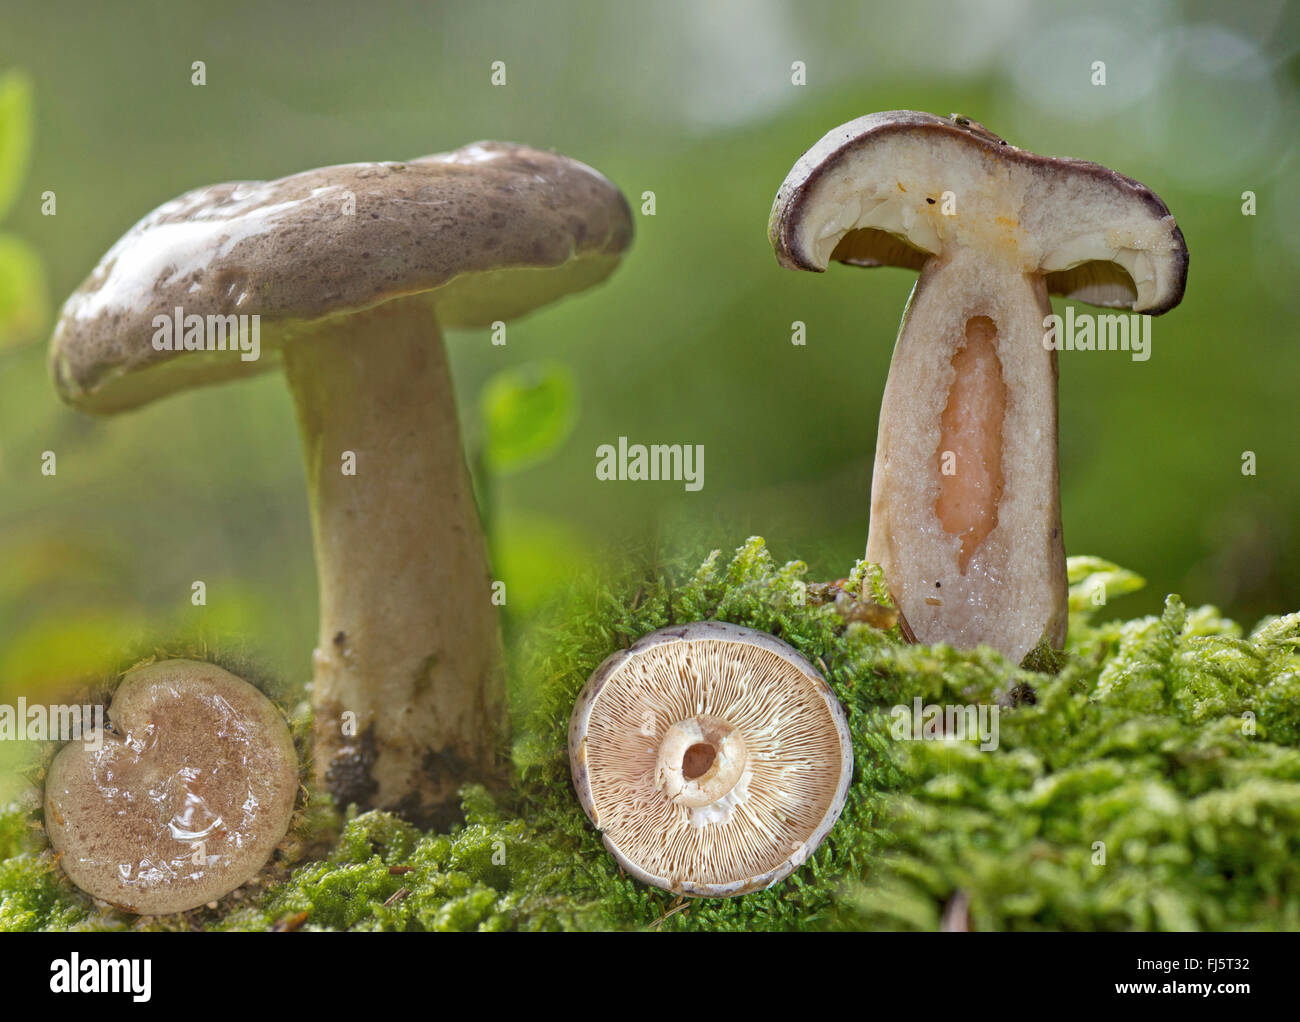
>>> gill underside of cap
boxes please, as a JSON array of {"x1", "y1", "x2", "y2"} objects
[{"x1": 569, "y1": 622, "x2": 854, "y2": 897}]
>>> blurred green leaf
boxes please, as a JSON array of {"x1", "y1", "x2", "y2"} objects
[
  {"x1": 0, "y1": 233, "x2": 47, "y2": 347},
  {"x1": 0, "y1": 610, "x2": 146, "y2": 700},
  {"x1": 0, "y1": 70, "x2": 34, "y2": 224},
  {"x1": 480, "y1": 361, "x2": 577, "y2": 474},
  {"x1": 490, "y1": 511, "x2": 592, "y2": 615}
]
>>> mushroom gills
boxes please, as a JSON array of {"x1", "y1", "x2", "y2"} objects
[
  {"x1": 866, "y1": 249, "x2": 1067, "y2": 662},
  {"x1": 570, "y1": 624, "x2": 854, "y2": 897}
]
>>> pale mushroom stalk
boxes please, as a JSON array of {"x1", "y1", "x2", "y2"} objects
[
  {"x1": 867, "y1": 245, "x2": 1065, "y2": 657},
  {"x1": 770, "y1": 112, "x2": 1188, "y2": 663},
  {"x1": 282, "y1": 296, "x2": 502, "y2": 815}
]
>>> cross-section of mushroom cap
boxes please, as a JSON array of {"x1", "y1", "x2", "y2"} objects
[
  {"x1": 50, "y1": 141, "x2": 633, "y2": 413},
  {"x1": 44, "y1": 659, "x2": 299, "y2": 915},
  {"x1": 769, "y1": 111, "x2": 1187, "y2": 314},
  {"x1": 569, "y1": 621, "x2": 853, "y2": 897}
]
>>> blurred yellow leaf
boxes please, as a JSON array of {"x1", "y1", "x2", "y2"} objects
[
  {"x1": 0, "y1": 611, "x2": 146, "y2": 699},
  {"x1": 490, "y1": 511, "x2": 592, "y2": 615},
  {"x1": 0, "y1": 70, "x2": 33, "y2": 224},
  {"x1": 0, "y1": 233, "x2": 47, "y2": 348}
]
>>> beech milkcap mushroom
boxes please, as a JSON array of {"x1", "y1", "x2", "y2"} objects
[
  {"x1": 49, "y1": 143, "x2": 633, "y2": 821},
  {"x1": 769, "y1": 112, "x2": 1188, "y2": 662},
  {"x1": 44, "y1": 659, "x2": 298, "y2": 915},
  {"x1": 569, "y1": 622, "x2": 853, "y2": 897}
]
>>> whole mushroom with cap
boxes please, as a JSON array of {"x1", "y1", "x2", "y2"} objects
[
  {"x1": 569, "y1": 622, "x2": 853, "y2": 897},
  {"x1": 49, "y1": 143, "x2": 633, "y2": 823},
  {"x1": 769, "y1": 112, "x2": 1188, "y2": 663},
  {"x1": 44, "y1": 659, "x2": 298, "y2": 915}
]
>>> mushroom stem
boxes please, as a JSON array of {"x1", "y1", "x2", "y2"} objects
[
  {"x1": 283, "y1": 296, "x2": 506, "y2": 824},
  {"x1": 865, "y1": 247, "x2": 1067, "y2": 662}
]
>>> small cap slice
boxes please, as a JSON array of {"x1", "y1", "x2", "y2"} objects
[{"x1": 44, "y1": 659, "x2": 298, "y2": 915}]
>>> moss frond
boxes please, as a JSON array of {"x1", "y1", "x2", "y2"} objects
[{"x1": 5, "y1": 538, "x2": 1300, "y2": 931}]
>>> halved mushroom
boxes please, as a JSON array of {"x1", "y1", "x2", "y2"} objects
[
  {"x1": 569, "y1": 622, "x2": 853, "y2": 897},
  {"x1": 770, "y1": 111, "x2": 1188, "y2": 662},
  {"x1": 49, "y1": 143, "x2": 633, "y2": 823},
  {"x1": 43, "y1": 659, "x2": 298, "y2": 915}
]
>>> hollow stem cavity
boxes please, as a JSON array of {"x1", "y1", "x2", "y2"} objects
[{"x1": 655, "y1": 715, "x2": 748, "y2": 810}]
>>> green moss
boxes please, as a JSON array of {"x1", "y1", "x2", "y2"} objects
[
  {"x1": 0, "y1": 795, "x2": 125, "y2": 931},
  {"x1": 4, "y1": 538, "x2": 1300, "y2": 931}
]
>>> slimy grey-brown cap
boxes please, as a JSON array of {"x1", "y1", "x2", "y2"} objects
[
  {"x1": 569, "y1": 621, "x2": 854, "y2": 898},
  {"x1": 50, "y1": 141, "x2": 633, "y2": 414},
  {"x1": 44, "y1": 659, "x2": 298, "y2": 915},
  {"x1": 769, "y1": 110, "x2": 1188, "y2": 314}
]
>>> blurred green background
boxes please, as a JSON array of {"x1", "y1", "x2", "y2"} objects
[{"x1": 1, "y1": 1, "x2": 1298, "y2": 797}]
